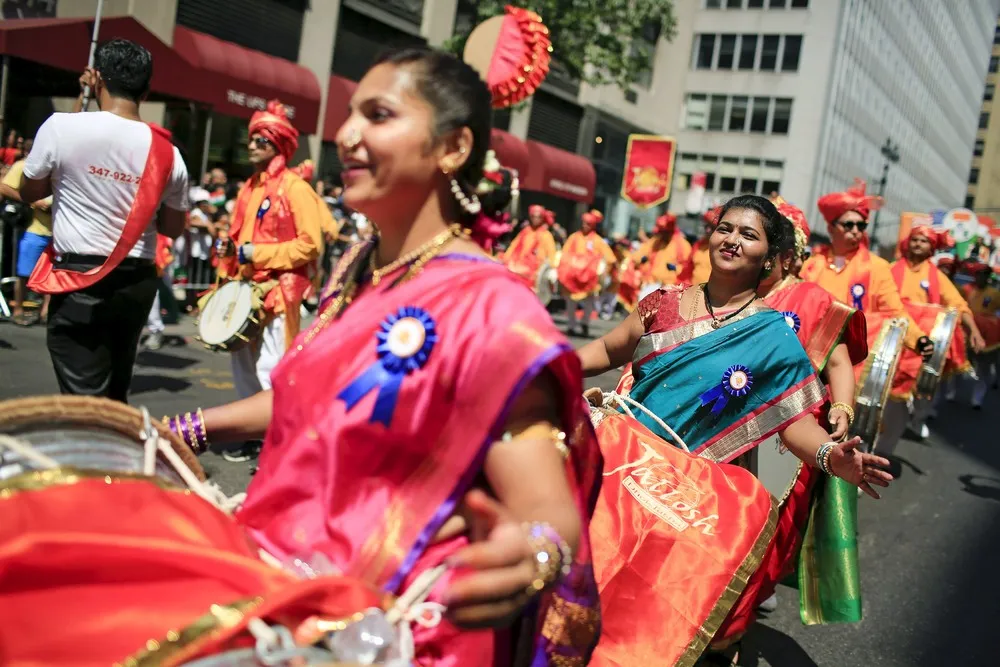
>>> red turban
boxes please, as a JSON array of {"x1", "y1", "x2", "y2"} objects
[
  {"x1": 654, "y1": 212, "x2": 677, "y2": 234},
  {"x1": 249, "y1": 100, "x2": 299, "y2": 168},
  {"x1": 291, "y1": 159, "x2": 314, "y2": 182},
  {"x1": 816, "y1": 178, "x2": 883, "y2": 224},
  {"x1": 543, "y1": 209, "x2": 555, "y2": 226},
  {"x1": 702, "y1": 206, "x2": 722, "y2": 226},
  {"x1": 582, "y1": 209, "x2": 604, "y2": 226},
  {"x1": 899, "y1": 225, "x2": 954, "y2": 256}
]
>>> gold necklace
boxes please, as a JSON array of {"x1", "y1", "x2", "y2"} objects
[{"x1": 369, "y1": 226, "x2": 460, "y2": 286}]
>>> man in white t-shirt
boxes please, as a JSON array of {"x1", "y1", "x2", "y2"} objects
[{"x1": 19, "y1": 38, "x2": 189, "y2": 402}]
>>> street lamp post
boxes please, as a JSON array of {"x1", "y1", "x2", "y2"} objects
[{"x1": 869, "y1": 137, "x2": 900, "y2": 251}]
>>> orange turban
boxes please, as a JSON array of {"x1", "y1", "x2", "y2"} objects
[
  {"x1": 654, "y1": 212, "x2": 677, "y2": 234},
  {"x1": 703, "y1": 206, "x2": 722, "y2": 226},
  {"x1": 816, "y1": 178, "x2": 883, "y2": 224},
  {"x1": 249, "y1": 100, "x2": 299, "y2": 165},
  {"x1": 582, "y1": 209, "x2": 603, "y2": 226},
  {"x1": 899, "y1": 225, "x2": 953, "y2": 256}
]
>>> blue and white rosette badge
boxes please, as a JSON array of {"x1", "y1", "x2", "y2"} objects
[
  {"x1": 699, "y1": 365, "x2": 754, "y2": 415},
  {"x1": 257, "y1": 197, "x2": 271, "y2": 219},
  {"x1": 850, "y1": 283, "x2": 865, "y2": 310},
  {"x1": 781, "y1": 310, "x2": 801, "y2": 333},
  {"x1": 337, "y1": 306, "x2": 437, "y2": 425},
  {"x1": 920, "y1": 279, "x2": 930, "y2": 293}
]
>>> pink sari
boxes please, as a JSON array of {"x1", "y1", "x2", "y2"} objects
[{"x1": 237, "y1": 245, "x2": 602, "y2": 666}]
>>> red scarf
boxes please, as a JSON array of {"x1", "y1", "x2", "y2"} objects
[
  {"x1": 890, "y1": 259, "x2": 940, "y2": 304},
  {"x1": 28, "y1": 125, "x2": 175, "y2": 294}
]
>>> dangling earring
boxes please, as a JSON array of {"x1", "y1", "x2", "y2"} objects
[
  {"x1": 762, "y1": 260, "x2": 774, "y2": 277},
  {"x1": 450, "y1": 176, "x2": 482, "y2": 214}
]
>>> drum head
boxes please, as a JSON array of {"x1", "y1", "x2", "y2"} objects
[
  {"x1": 199, "y1": 281, "x2": 256, "y2": 346},
  {"x1": 535, "y1": 261, "x2": 553, "y2": 305},
  {"x1": 755, "y1": 435, "x2": 801, "y2": 504},
  {"x1": 0, "y1": 396, "x2": 205, "y2": 483}
]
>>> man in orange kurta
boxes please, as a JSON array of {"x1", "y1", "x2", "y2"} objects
[
  {"x1": 678, "y1": 206, "x2": 720, "y2": 286},
  {"x1": 557, "y1": 209, "x2": 616, "y2": 336},
  {"x1": 216, "y1": 100, "x2": 324, "y2": 401},
  {"x1": 632, "y1": 213, "x2": 692, "y2": 298},
  {"x1": 800, "y1": 179, "x2": 934, "y2": 449},
  {"x1": 877, "y1": 226, "x2": 986, "y2": 454},
  {"x1": 503, "y1": 204, "x2": 558, "y2": 292}
]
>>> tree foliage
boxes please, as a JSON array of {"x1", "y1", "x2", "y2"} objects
[{"x1": 446, "y1": 0, "x2": 678, "y2": 93}]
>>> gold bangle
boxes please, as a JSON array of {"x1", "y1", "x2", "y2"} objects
[
  {"x1": 830, "y1": 402, "x2": 855, "y2": 425},
  {"x1": 500, "y1": 427, "x2": 569, "y2": 459}
]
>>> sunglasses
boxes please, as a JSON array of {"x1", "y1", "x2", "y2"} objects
[
  {"x1": 837, "y1": 221, "x2": 868, "y2": 233},
  {"x1": 250, "y1": 136, "x2": 273, "y2": 149}
]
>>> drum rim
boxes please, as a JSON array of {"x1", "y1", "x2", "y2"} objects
[
  {"x1": 0, "y1": 395, "x2": 206, "y2": 481},
  {"x1": 198, "y1": 281, "x2": 258, "y2": 346}
]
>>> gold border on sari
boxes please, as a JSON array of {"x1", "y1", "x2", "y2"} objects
[
  {"x1": 698, "y1": 378, "x2": 827, "y2": 464},
  {"x1": 0, "y1": 467, "x2": 190, "y2": 499},
  {"x1": 679, "y1": 497, "x2": 780, "y2": 665},
  {"x1": 805, "y1": 301, "x2": 854, "y2": 373},
  {"x1": 633, "y1": 300, "x2": 773, "y2": 363}
]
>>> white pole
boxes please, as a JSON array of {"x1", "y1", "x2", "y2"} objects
[
  {"x1": 0, "y1": 55, "x2": 9, "y2": 136},
  {"x1": 80, "y1": 0, "x2": 106, "y2": 111},
  {"x1": 199, "y1": 113, "x2": 213, "y2": 178}
]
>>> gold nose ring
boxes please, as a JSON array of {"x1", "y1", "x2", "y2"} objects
[{"x1": 342, "y1": 129, "x2": 362, "y2": 151}]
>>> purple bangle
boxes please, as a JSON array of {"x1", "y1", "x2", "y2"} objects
[{"x1": 191, "y1": 409, "x2": 209, "y2": 451}]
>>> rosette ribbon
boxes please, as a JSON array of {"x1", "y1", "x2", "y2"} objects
[
  {"x1": 781, "y1": 310, "x2": 801, "y2": 333},
  {"x1": 920, "y1": 279, "x2": 930, "y2": 293},
  {"x1": 699, "y1": 365, "x2": 754, "y2": 416},
  {"x1": 850, "y1": 283, "x2": 865, "y2": 310},
  {"x1": 337, "y1": 306, "x2": 438, "y2": 426}
]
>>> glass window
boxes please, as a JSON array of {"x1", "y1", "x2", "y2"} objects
[
  {"x1": 975, "y1": 140, "x2": 985, "y2": 156},
  {"x1": 739, "y1": 178, "x2": 759, "y2": 193},
  {"x1": 678, "y1": 152, "x2": 698, "y2": 174},
  {"x1": 781, "y1": 35, "x2": 802, "y2": 71},
  {"x1": 750, "y1": 97, "x2": 770, "y2": 132},
  {"x1": 719, "y1": 177, "x2": 737, "y2": 192},
  {"x1": 720, "y1": 156, "x2": 740, "y2": 177},
  {"x1": 771, "y1": 98, "x2": 792, "y2": 134},
  {"x1": 990, "y1": 55, "x2": 999, "y2": 73},
  {"x1": 717, "y1": 34, "x2": 737, "y2": 69},
  {"x1": 762, "y1": 180, "x2": 781, "y2": 194},
  {"x1": 739, "y1": 35, "x2": 758, "y2": 69},
  {"x1": 970, "y1": 168, "x2": 980, "y2": 184},
  {"x1": 728, "y1": 96, "x2": 749, "y2": 131},
  {"x1": 747, "y1": 0, "x2": 764, "y2": 6},
  {"x1": 696, "y1": 34, "x2": 716, "y2": 69},
  {"x1": 760, "y1": 35, "x2": 780, "y2": 71},
  {"x1": 704, "y1": 173, "x2": 717, "y2": 190},
  {"x1": 726, "y1": 0, "x2": 742, "y2": 7},
  {"x1": 684, "y1": 94, "x2": 709, "y2": 130},
  {"x1": 965, "y1": 194, "x2": 976, "y2": 209},
  {"x1": 986, "y1": 83, "x2": 996, "y2": 101},
  {"x1": 769, "y1": 0, "x2": 786, "y2": 7},
  {"x1": 709, "y1": 95, "x2": 728, "y2": 131},
  {"x1": 980, "y1": 112, "x2": 990, "y2": 129},
  {"x1": 994, "y1": 30, "x2": 1000, "y2": 45},
  {"x1": 791, "y1": 0, "x2": 808, "y2": 7},
  {"x1": 700, "y1": 154, "x2": 718, "y2": 191},
  {"x1": 705, "y1": 0, "x2": 722, "y2": 8}
]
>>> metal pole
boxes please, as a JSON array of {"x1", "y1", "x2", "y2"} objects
[
  {"x1": 80, "y1": 0, "x2": 106, "y2": 111},
  {"x1": 0, "y1": 56, "x2": 9, "y2": 139},
  {"x1": 869, "y1": 161, "x2": 890, "y2": 250},
  {"x1": 199, "y1": 112, "x2": 213, "y2": 179}
]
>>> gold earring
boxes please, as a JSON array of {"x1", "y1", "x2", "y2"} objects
[{"x1": 441, "y1": 157, "x2": 456, "y2": 174}]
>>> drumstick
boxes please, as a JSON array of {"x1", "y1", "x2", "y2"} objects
[{"x1": 0, "y1": 434, "x2": 59, "y2": 469}]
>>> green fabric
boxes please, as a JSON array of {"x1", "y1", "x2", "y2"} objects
[{"x1": 797, "y1": 476, "x2": 863, "y2": 625}]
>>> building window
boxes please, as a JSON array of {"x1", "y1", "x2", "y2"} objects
[
  {"x1": 726, "y1": 0, "x2": 742, "y2": 7},
  {"x1": 717, "y1": 34, "x2": 738, "y2": 69},
  {"x1": 705, "y1": 0, "x2": 722, "y2": 8},
  {"x1": 683, "y1": 94, "x2": 709, "y2": 130},
  {"x1": 986, "y1": 83, "x2": 995, "y2": 101},
  {"x1": 790, "y1": 0, "x2": 809, "y2": 7},
  {"x1": 991, "y1": 56, "x2": 999, "y2": 73},
  {"x1": 747, "y1": 0, "x2": 764, "y2": 6},
  {"x1": 709, "y1": 95, "x2": 728, "y2": 131},
  {"x1": 769, "y1": 0, "x2": 786, "y2": 7},
  {"x1": 760, "y1": 35, "x2": 781, "y2": 71},
  {"x1": 696, "y1": 34, "x2": 716, "y2": 69},
  {"x1": 750, "y1": 97, "x2": 770, "y2": 132},
  {"x1": 729, "y1": 96, "x2": 749, "y2": 131},
  {"x1": 771, "y1": 98, "x2": 792, "y2": 134},
  {"x1": 676, "y1": 155, "x2": 784, "y2": 196},
  {"x1": 969, "y1": 168, "x2": 980, "y2": 184},
  {"x1": 781, "y1": 35, "x2": 802, "y2": 71},
  {"x1": 981, "y1": 112, "x2": 990, "y2": 129},
  {"x1": 965, "y1": 195, "x2": 976, "y2": 209},
  {"x1": 975, "y1": 140, "x2": 986, "y2": 156},
  {"x1": 739, "y1": 35, "x2": 758, "y2": 69}
]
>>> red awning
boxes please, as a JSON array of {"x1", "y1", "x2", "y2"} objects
[
  {"x1": 173, "y1": 26, "x2": 321, "y2": 134},
  {"x1": 522, "y1": 140, "x2": 595, "y2": 203},
  {"x1": 490, "y1": 129, "x2": 529, "y2": 179},
  {"x1": 322, "y1": 75, "x2": 359, "y2": 142},
  {"x1": 0, "y1": 16, "x2": 199, "y2": 102}
]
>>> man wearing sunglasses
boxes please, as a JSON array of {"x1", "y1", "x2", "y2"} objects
[{"x1": 213, "y1": 100, "x2": 324, "y2": 461}]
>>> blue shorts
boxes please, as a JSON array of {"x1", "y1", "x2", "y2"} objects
[{"x1": 16, "y1": 231, "x2": 51, "y2": 278}]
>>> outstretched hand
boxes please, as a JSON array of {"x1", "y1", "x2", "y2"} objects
[
  {"x1": 827, "y1": 436, "x2": 894, "y2": 499},
  {"x1": 442, "y1": 490, "x2": 537, "y2": 629}
]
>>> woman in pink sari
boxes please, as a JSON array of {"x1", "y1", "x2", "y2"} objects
[{"x1": 167, "y1": 49, "x2": 601, "y2": 666}]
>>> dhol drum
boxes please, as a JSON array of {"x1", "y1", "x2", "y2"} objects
[
  {"x1": 0, "y1": 395, "x2": 433, "y2": 666},
  {"x1": 915, "y1": 307, "x2": 960, "y2": 399},
  {"x1": 852, "y1": 317, "x2": 908, "y2": 448},
  {"x1": 197, "y1": 280, "x2": 263, "y2": 352},
  {"x1": 535, "y1": 259, "x2": 555, "y2": 306}
]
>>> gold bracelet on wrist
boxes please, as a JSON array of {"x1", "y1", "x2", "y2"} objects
[
  {"x1": 500, "y1": 427, "x2": 569, "y2": 459},
  {"x1": 829, "y1": 402, "x2": 855, "y2": 425}
]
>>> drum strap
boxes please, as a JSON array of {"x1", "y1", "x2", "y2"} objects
[{"x1": 28, "y1": 125, "x2": 176, "y2": 294}]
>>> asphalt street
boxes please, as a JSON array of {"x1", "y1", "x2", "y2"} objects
[{"x1": 1, "y1": 311, "x2": 998, "y2": 666}]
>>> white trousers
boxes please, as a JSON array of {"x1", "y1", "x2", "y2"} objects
[
  {"x1": 877, "y1": 400, "x2": 910, "y2": 458},
  {"x1": 566, "y1": 295, "x2": 596, "y2": 325},
  {"x1": 231, "y1": 315, "x2": 286, "y2": 399},
  {"x1": 597, "y1": 290, "x2": 617, "y2": 317}
]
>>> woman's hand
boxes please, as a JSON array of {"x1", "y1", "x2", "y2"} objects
[
  {"x1": 443, "y1": 490, "x2": 538, "y2": 629},
  {"x1": 827, "y1": 437, "x2": 894, "y2": 499},
  {"x1": 827, "y1": 407, "x2": 850, "y2": 441}
]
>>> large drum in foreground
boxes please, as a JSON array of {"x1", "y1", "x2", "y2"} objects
[
  {"x1": 852, "y1": 317, "x2": 908, "y2": 448},
  {"x1": 915, "y1": 307, "x2": 960, "y2": 399},
  {"x1": 0, "y1": 396, "x2": 391, "y2": 666}
]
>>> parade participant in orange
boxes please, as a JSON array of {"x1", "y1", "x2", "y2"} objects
[
  {"x1": 165, "y1": 48, "x2": 601, "y2": 666},
  {"x1": 800, "y1": 178, "x2": 934, "y2": 372},
  {"x1": 557, "y1": 209, "x2": 616, "y2": 336},
  {"x1": 678, "y1": 205, "x2": 720, "y2": 286},
  {"x1": 963, "y1": 266, "x2": 1000, "y2": 408},
  {"x1": 633, "y1": 212, "x2": 692, "y2": 296},
  {"x1": 502, "y1": 203, "x2": 557, "y2": 291},
  {"x1": 215, "y1": 100, "x2": 324, "y2": 401},
  {"x1": 876, "y1": 226, "x2": 986, "y2": 451}
]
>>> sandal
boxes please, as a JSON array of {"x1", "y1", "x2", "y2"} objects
[{"x1": 12, "y1": 313, "x2": 37, "y2": 327}]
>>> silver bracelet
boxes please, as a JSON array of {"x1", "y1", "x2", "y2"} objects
[{"x1": 815, "y1": 442, "x2": 837, "y2": 476}]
